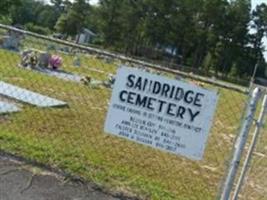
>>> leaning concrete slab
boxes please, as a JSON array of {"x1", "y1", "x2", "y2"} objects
[
  {"x1": 0, "y1": 101, "x2": 20, "y2": 114},
  {"x1": 0, "y1": 81, "x2": 67, "y2": 107}
]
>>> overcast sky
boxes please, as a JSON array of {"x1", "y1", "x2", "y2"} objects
[
  {"x1": 252, "y1": 0, "x2": 266, "y2": 9},
  {"x1": 89, "y1": 0, "x2": 98, "y2": 5}
]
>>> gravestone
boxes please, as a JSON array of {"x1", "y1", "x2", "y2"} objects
[
  {"x1": 39, "y1": 52, "x2": 51, "y2": 68},
  {"x1": 46, "y1": 44, "x2": 56, "y2": 51},
  {"x1": 73, "y1": 55, "x2": 81, "y2": 67},
  {"x1": 1, "y1": 31, "x2": 23, "y2": 51}
]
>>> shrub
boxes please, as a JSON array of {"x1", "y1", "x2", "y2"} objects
[{"x1": 25, "y1": 23, "x2": 51, "y2": 35}]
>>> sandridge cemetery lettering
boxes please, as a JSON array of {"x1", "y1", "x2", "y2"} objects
[
  {"x1": 104, "y1": 66, "x2": 218, "y2": 160},
  {"x1": 119, "y1": 74, "x2": 204, "y2": 122}
]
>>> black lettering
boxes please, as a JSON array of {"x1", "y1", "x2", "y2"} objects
[
  {"x1": 143, "y1": 78, "x2": 148, "y2": 91},
  {"x1": 127, "y1": 92, "x2": 136, "y2": 104},
  {"x1": 148, "y1": 80, "x2": 153, "y2": 92},
  {"x1": 166, "y1": 103, "x2": 176, "y2": 116},
  {"x1": 169, "y1": 85, "x2": 176, "y2": 98},
  {"x1": 158, "y1": 100, "x2": 167, "y2": 113},
  {"x1": 161, "y1": 83, "x2": 170, "y2": 98},
  {"x1": 184, "y1": 90, "x2": 194, "y2": 104},
  {"x1": 174, "y1": 87, "x2": 184, "y2": 101},
  {"x1": 136, "y1": 94, "x2": 148, "y2": 107},
  {"x1": 188, "y1": 109, "x2": 200, "y2": 122},
  {"x1": 152, "y1": 81, "x2": 161, "y2": 94},
  {"x1": 135, "y1": 77, "x2": 142, "y2": 90},
  {"x1": 194, "y1": 93, "x2": 204, "y2": 107},
  {"x1": 147, "y1": 97, "x2": 156, "y2": 111},
  {"x1": 176, "y1": 106, "x2": 186, "y2": 119},
  {"x1": 119, "y1": 90, "x2": 127, "y2": 102},
  {"x1": 126, "y1": 74, "x2": 135, "y2": 88}
]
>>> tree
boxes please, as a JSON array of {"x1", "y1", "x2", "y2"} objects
[
  {"x1": 251, "y1": 4, "x2": 267, "y2": 59},
  {"x1": 0, "y1": 0, "x2": 21, "y2": 15},
  {"x1": 37, "y1": 5, "x2": 60, "y2": 30},
  {"x1": 97, "y1": 0, "x2": 124, "y2": 47},
  {"x1": 81, "y1": 0, "x2": 267, "y2": 80},
  {"x1": 55, "y1": 0, "x2": 90, "y2": 37},
  {"x1": 51, "y1": 0, "x2": 72, "y2": 13},
  {"x1": 0, "y1": 0, "x2": 21, "y2": 24}
]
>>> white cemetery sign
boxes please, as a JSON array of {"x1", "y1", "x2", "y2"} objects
[{"x1": 105, "y1": 66, "x2": 218, "y2": 160}]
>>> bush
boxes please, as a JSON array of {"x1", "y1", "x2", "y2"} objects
[
  {"x1": 25, "y1": 23, "x2": 51, "y2": 35},
  {"x1": 0, "y1": 16, "x2": 12, "y2": 25}
]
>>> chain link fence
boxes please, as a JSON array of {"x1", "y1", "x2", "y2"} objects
[
  {"x1": 234, "y1": 87, "x2": 267, "y2": 200},
  {"x1": 0, "y1": 24, "x2": 261, "y2": 200},
  {"x1": 239, "y1": 132, "x2": 267, "y2": 200}
]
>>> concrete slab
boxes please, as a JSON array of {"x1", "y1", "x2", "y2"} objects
[
  {"x1": 35, "y1": 67, "x2": 82, "y2": 82},
  {"x1": 0, "y1": 81, "x2": 67, "y2": 107},
  {"x1": 0, "y1": 101, "x2": 20, "y2": 114}
]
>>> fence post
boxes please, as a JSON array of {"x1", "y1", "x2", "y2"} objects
[
  {"x1": 232, "y1": 93, "x2": 267, "y2": 200},
  {"x1": 220, "y1": 87, "x2": 261, "y2": 200}
]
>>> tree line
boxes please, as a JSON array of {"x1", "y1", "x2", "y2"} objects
[{"x1": 1, "y1": 0, "x2": 267, "y2": 80}]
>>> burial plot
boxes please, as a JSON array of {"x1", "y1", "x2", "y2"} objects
[{"x1": 34, "y1": 67, "x2": 83, "y2": 82}]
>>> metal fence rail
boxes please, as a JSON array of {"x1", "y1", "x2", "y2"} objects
[
  {"x1": 220, "y1": 88, "x2": 261, "y2": 200},
  {"x1": 0, "y1": 24, "x2": 261, "y2": 200}
]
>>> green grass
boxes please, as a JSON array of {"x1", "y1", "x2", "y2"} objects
[{"x1": 0, "y1": 46, "x2": 250, "y2": 200}]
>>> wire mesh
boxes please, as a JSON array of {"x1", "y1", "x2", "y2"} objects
[
  {"x1": 0, "y1": 25, "x2": 252, "y2": 200},
  {"x1": 235, "y1": 88, "x2": 267, "y2": 200}
]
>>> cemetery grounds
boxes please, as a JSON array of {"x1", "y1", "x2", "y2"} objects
[{"x1": 0, "y1": 33, "x2": 266, "y2": 200}]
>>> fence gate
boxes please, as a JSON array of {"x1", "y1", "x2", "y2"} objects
[{"x1": 0, "y1": 24, "x2": 265, "y2": 200}]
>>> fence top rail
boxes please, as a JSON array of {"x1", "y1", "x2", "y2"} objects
[{"x1": 0, "y1": 23, "x2": 248, "y2": 94}]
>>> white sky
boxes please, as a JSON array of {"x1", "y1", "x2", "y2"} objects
[
  {"x1": 252, "y1": 0, "x2": 266, "y2": 9},
  {"x1": 90, "y1": 0, "x2": 99, "y2": 4}
]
